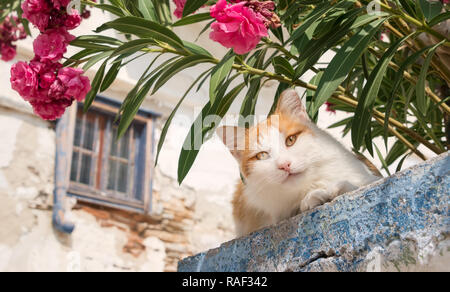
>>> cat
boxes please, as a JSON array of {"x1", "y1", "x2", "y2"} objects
[{"x1": 216, "y1": 89, "x2": 381, "y2": 237}]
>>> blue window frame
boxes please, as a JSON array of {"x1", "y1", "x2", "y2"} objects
[{"x1": 57, "y1": 96, "x2": 159, "y2": 214}]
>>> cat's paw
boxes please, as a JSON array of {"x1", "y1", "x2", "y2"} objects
[
  {"x1": 329, "y1": 181, "x2": 358, "y2": 202},
  {"x1": 300, "y1": 189, "x2": 333, "y2": 212}
]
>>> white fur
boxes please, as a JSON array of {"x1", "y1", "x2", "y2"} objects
[
  {"x1": 244, "y1": 121, "x2": 378, "y2": 225},
  {"x1": 218, "y1": 89, "x2": 380, "y2": 235}
]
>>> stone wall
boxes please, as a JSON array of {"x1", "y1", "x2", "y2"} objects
[{"x1": 178, "y1": 152, "x2": 450, "y2": 272}]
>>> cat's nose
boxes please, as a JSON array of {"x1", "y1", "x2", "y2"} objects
[{"x1": 278, "y1": 162, "x2": 291, "y2": 173}]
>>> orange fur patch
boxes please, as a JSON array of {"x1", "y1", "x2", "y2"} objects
[{"x1": 238, "y1": 112, "x2": 312, "y2": 178}]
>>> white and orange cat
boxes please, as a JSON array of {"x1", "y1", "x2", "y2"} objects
[{"x1": 217, "y1": 89, "x2": 381, "y2": 237}]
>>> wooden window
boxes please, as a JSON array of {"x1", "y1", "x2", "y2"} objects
[{"x1": 64, "y1": 96, "x2": 158, "y2": 214}]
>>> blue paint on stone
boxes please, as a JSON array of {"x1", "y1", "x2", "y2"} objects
[{"x1": 178, "y1": 152, "x2": 449, "y2": 272}]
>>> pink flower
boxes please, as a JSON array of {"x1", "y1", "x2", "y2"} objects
[
  {"x1": 33, "y1": 28, "x2": 75, "y2": 63},
  {"x1": 57, "y1": 67, "x2": 91, "y2": 102},
  {"x1": 173, "y1": 0, "x2": 207, "y2": 19},
  {"x1": 31, "y1": 99, "x2": 73, "y2": 120},
  {"x1": 48, "y1": 79, "x2": 66, "y2": 99},
  {"x1": 325, "y1": 101, "x2": 336, "y2": 114},
  {"x1": 51, "y1": 0, "x2": 72, "y2": 9},
  {"x1": 1, "y1": 43, "x2": 16, "y2": 61},
  {"x1": 10, "y1": 61, "x2": 38, "y2": 100},
  {"x1": 173, "y1": 0, "x2": 186, "y2": 19},
  {"x1": 209, "y1": 0, "x2": 268, "y2": 55},
  {"x1": 22, "y1": 0, "x2": 50, "y2": 13},
  {"x1": 21, "y1": 0, "x2": 51, "y2": 31},
  {"x1": 64, "y1": 10, "x2": 82, "y2": 30}
]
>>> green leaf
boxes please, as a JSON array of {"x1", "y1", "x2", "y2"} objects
[
  {"x1": 396, "y1": 153, "x2": 409, "y2": 172},
  {"x1": 386, "y1": 140, "x2": 408, "y2": 166},
  {"x1": 117, "y1": 77, "x2": 154, "y2": 139},
  {"x1": 268, "y1": 83, "x2": 290, "y2": 116},
  {"x1": 349, "y1": 12, "x2": 390, "y2": 30},
  {"x1": 93, "y1": 3, "x2": 126, "y2": 17},
  {"x1": 155, "y1": 68, "x2": 213, "y2": 166},
  {"x1": 418, "y1": 0, "x2": 442, "y2": 21},
  {"x1": 352, "y1": 33, "x2": 412, "y2": 150},
  {"x1": 397, "y1": 0, "x2": 418, "y2": 17},
  {"x1": 428, "y1": 11, "x2": 450, "y2": 27},
  {"x1": 138, "y1": 0, "x2": 157, "y2": 21},
  {"x1": 293, "y1": 7, "x2": 366, "y2": 80},
  {"x1": 182, "y1": 0, "x2": 208, "y2": 17},
  {"x1": 384, "y1": 44, "x2": 434, "y2": 143},
  {"x1": 119, "y1": 54, "x2": 169, "y2": 115},
  {"x1": 110, "y1": 38, "x2": 156, "y2": 58},
  {"x1": 96, "y1": 16, "x2": 184, "y2": 50},
  {"x1": 177, "y1": 81, "x2": 245, "y2": 184},
  {"x1": 83, "y1": 51, "x2": 113, "y2": 71},
  {"x1": 270, "y1": 26, "x2": 284, "y2": 44},
  {"x1": 100, "y1": 61, "x2": 121, "y2": 92},
  {"x1": 374, "y1": 144, "x2": 391, "y2": 176},
  {"x1": 416, "y1": 40, "x2": 445, "y2": 114},
  {"x1": 311, "y1": 17, "x2": 387, "y2": 115},
  {"x1": 70, "y1": 35, "x2": 123, "y2": 50},
  {"x1": 153, "y1": 55, "x2": 213, "y2": 94},
  {"x1": 63, "y1": 49, "x2": 98, "y2": 67},
  {"x1": 328, "y1": 117, "x2": 353, "y2": 129},
  {"x1": 287, "y1": 3, "x2": 335, "y2": 44},
  {"x1": 239, "y1": 77, "x2": 262, "y2": 127},
  {"x1": 306, "y1": 71, "x2": 323, "y2": 122},
  {"x1": 414, "y1": 0, "x2": 426, "y2": 21},
  {"x1": 183, "y1": 40, "x2": 212, "y2": 57},
  {"x1": 409, "y1": 105, "x2": 445, "y2": 151},
  {"x1": 173, "y1": 12, "x2": 212, "y2": 26},
  {"x1": 83, "y1": 61, "x2": 107, "y2": 112},
  {"x1": 272, "y1": 56, "x2": 294, "y2": 78},
  {"x1": 209, "y1": 53, "x2": 235, "y2": 103}
]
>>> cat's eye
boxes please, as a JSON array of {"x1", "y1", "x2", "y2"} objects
[
  {"x1": 256, "y1": 152, "x2": 270, "y2": 160},
  {"x1": 286, "y1": 134, "x2": 297, "y2": 147}
]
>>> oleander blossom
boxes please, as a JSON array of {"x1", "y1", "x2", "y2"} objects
[
  {"x1": 11, "y1": 60, "x2": 91, "y2": 120},
  {"x1": 173, "y1": 0, "x2": 186, "y2": 18},
  {"x1": 21, "y1": 0, "x2": 51, "y2": 32},
  {"x1": 10, "y1": 61, "x2": 39, "y2": 100},
  {"x1": 173, "y1": 0, "x2": 207, "y2": 19},
  {"x1": 1, "y1": 16, "x2": 27, "y2": 61},
  {"x1": 64, "y1": 10, "x2": 82, "y2": 30},
  {"x1": 51, "y1": 0, "x2": 71, "y2": 9},
  {"x1": 1, "y1": 44, "x2": 16, "y2": 61},
  {"x1": 11, "y1": 0, "x2": 92, "y2": 120},
  {"x1": 33, "y1": 28, "x2": 75, "y2": 63},
  {"x1": 31, "y1": 99, "x2": 73, "y2": 120},
  {"x1": 210, "y1": 0, "x2": 268, "y2": 55},
  {"x1": 325, "y1": 101, "x2": 336, "y2": 114},
  {"x1": 57, "y1": 67, "x2": 92, "y2": 102}
]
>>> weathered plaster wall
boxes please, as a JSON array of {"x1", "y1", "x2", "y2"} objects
[
  {"x1": 0, "y1": 100, "x2": 234, "y2": 272},
  {"x1": 178, "y1": 152, "x2": 450, "y2": 272}
]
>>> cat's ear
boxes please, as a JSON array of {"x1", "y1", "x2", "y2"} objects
[
  {"x1": 216, "y1": 126, "x2": 246, "y2": 161},
  {"x1": 276, "y1": 89, "x2": 310, "y2": 121}
]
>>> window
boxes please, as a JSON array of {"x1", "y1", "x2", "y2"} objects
[{"x1": 62, "y1": 96, "x2": 158, "y2": 214}]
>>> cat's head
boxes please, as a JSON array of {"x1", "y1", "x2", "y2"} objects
[{"x1": 217, "y1": 89, "x2": 324, "y2": 186}]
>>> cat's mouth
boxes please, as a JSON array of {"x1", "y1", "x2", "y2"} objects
[{"x1": 284, "y1": 171, "x2": 303, "y2": 182}]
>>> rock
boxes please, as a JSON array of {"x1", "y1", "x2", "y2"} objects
[
  {"x1": 178, "y1": 152, "x2": 450, "y2": 272},
  {"x1": 144, "y1": 230, "x2": 188, "y2": 244},
  {"x1": 136, "y1": 222, "x2": 149, "y2": 234}
]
